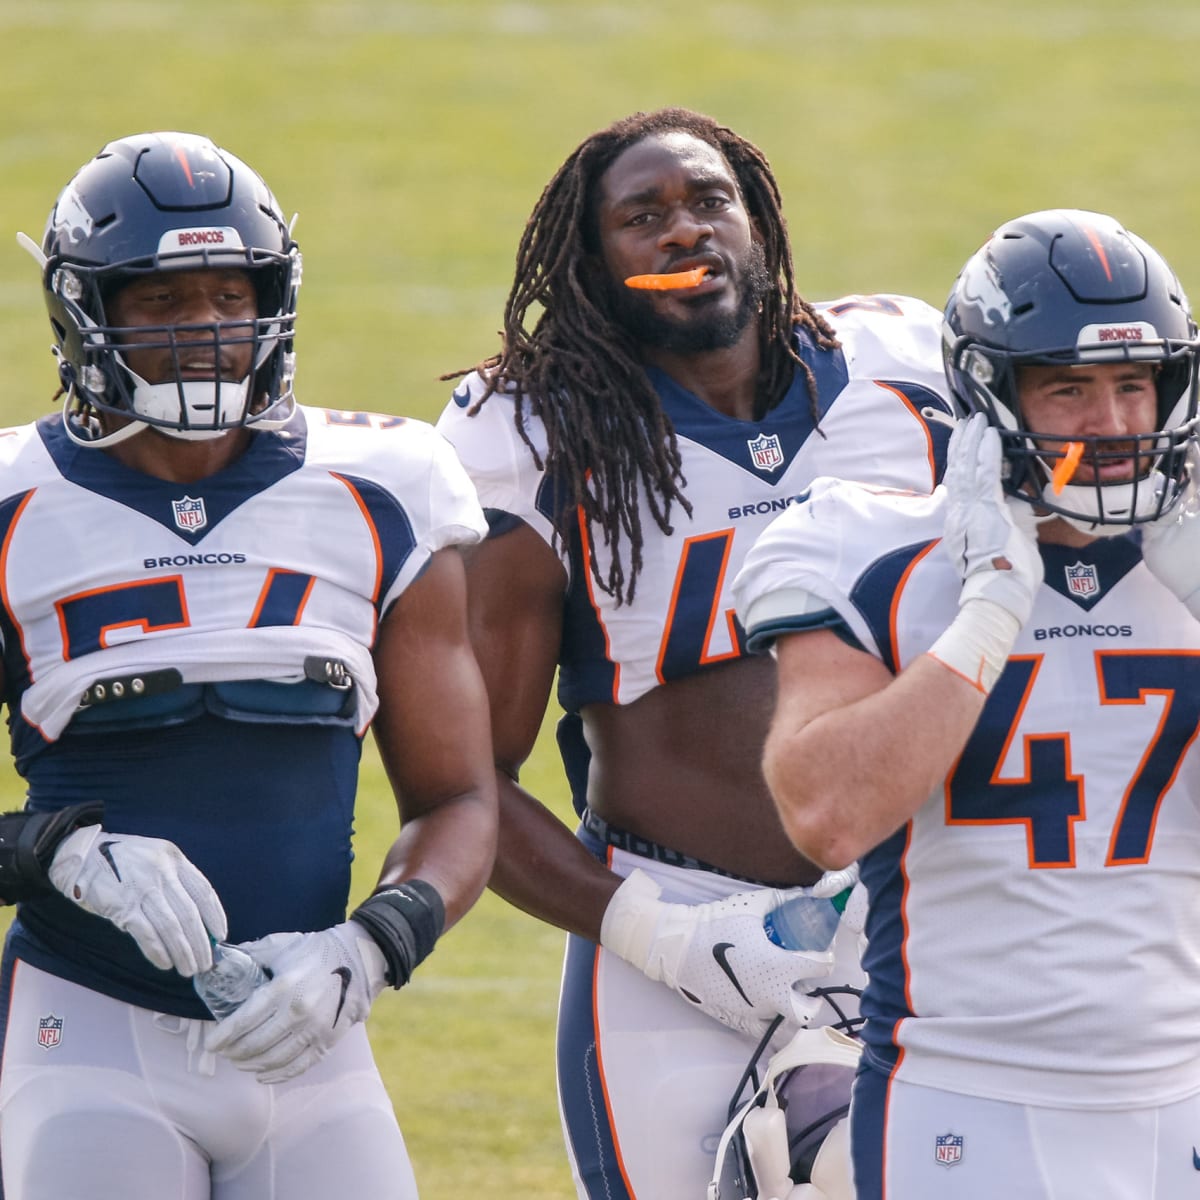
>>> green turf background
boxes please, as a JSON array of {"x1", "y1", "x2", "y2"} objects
[{"x1": 2, "y1": 3, "x2": 1199, "y2": 1194}]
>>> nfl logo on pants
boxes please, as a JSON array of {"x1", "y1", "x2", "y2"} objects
[{"x1": 935, "y1": 1132, "x2": 963, "y2": 1167}]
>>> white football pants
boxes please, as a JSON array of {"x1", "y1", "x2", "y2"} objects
[
  {"x1": 0, "y1": 959, "x2": 418, "y2": 1200},
  {"x1": 853, "y1": 1072, "x2": 1200, "y2": 1199},
  {"x1": 557, "y1": 846, "x2": 865, "y2": 1200}
]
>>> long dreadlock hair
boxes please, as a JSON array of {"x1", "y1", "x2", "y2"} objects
[{"x1": 450, "y1": 108, "x2": 838, "y2": 605}]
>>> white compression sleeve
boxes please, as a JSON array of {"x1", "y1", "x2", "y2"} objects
[{"x1": 926, "y1": 597, "x2": 1021, "y2": 694}]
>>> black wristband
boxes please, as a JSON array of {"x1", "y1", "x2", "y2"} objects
[
  {"x1": 0, "y1": 801, "x2": 104, "y2": 904},
  {"x1": 349, "y1": 879, "x2": 446, "y2": 989}
]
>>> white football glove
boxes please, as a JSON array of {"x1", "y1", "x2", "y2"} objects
[
  {"x1": 48, "y1": 825, "x2": 227, "y2": 976},
  {"x1": 1140, "y1": 442, "x2": 1200, "y2": 619},
  {"x1": 941, "y1": 414, "x2": 1043, "y2": 625},
  {"x1": 599, "y1": 868, "x2": 836, "y2": 1038},
  {"x1": 203, "y1": 921, "x2": 388, "y2": 1084},
  {"x1": 809, "y1": 864, "x2": 859, "y2": 902}
]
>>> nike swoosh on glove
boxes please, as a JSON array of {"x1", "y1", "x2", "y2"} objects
[
  {"x1": 48, "y1": 826, "x2": 227, "y2": 976},
  {"x1": 203, "y1": 921, "x2": 389, "y2": 1084},
  {"x1": 1140, "y1": 441, "x2": 1200, "y2": 618},
  {"x1": 941, "y1": 413, "x2": 1043, "y2": 625},
  {"x1": 599, "y1": 868, "x2": 835, "y2": 1038}
]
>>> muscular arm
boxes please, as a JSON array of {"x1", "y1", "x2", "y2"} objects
[
  {"x1": 762, "y1": 418, "x2": 1047, "y2": 871},
  {"x1": 763, "y1": 628, "x2": 988, "y2": 870},
  {"x1": 369, "y1": 546, "x2": 498, "y2": 928},
  {"x1": 462, "y1": 522, "x2": 621, "y2": 942},
  {"x1": 202, "y1": 548, "x2": 494, "y2": 1078}
]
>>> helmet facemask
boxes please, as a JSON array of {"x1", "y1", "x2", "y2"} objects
[
  {"x1": 942, "y1": 210, "x2": 1200, "y2": 538},
  {"x1": 51, "y1": 249, "x2": 298, "y2": 447},
  {"x1": 948, "y1": 333, "x2": 1200, "y2": 537},
  {"x1": 30, "y1": 132, "x2": 301, "y2": 449}
]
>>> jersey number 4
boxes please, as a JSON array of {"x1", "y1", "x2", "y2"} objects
[
  {"x1": 656, "y1": 530, "x2": 746, "y2": 682},
  {"x1": 945, "y1": 650, "x2": 1200, "y2": 868}
]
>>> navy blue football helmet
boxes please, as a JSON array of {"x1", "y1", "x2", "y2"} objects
[
  {"x1": 30, "y1": 131, "x2": 300, "y2": 446},
  {"x1": 942, "y1": 209, "x2": 1200, "y2": 534}
]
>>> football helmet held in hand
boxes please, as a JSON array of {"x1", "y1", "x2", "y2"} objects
[{"x1": 708, "y1": 1022, "x2": 863, "y2": 1200}]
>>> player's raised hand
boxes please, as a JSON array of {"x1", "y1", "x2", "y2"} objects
[
  {"x1": 1140, "y1": 441, "x2": 1200, "y2": 619},
  {"x1": 599, "y1": 868, "x2": 835, "y2": 1038},
  {"x1": 48, "y1": 826, "x2": 227, "y2": 975},
  {"x1": 928, "y1": 415, "x2": 1044, "y2": 694},
  {"x1": 941, "y1": 413, "x2": 1043, "y2": 626},
  {"x1": 203, "y1": 921, "x2": 389, "y2": 1084}
]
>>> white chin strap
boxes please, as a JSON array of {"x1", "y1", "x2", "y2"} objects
[
  {"x1": 129, "y1": 372, "x2": 252, "y2": 441},
  {"x1": 62, "y1": 376, "x2": 250, "y2": 449},
  {"x1": 1037, "y1": 468, "x2": 1168, "y2": 538}
]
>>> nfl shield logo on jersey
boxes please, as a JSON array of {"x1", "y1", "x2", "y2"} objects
[
  {"x1": 37, "y1": 1013, "x2": 63, "y2": 1050},
  {"x1": 171, "y1": 495, "x2": 208, "y2": 533},
  {"x1": 747, "y1": 432, "x2": 784, "y2": 473},
  {"x1": 1064, "y1": 561, "x2": 1099, "y2": 599},
  {"x1": 934, "y1": 1132, "x2": 963, "y2": 1167}
]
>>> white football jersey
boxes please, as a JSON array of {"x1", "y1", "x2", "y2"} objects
[
  {"x1": 437, "y1": 297, "x2": 952, "y2": 710},
  {"x1": 1, "y1": 404, "x2": 487, "y2": 1017},
  {"x1": 0, "y1": 406, "x2": 486, "y2": 766},
  {"x1": 735, "y1": 478, "x2": 1200, "y2": 1108}
]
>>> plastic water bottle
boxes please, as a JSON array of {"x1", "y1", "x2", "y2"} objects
[
  {"x1": 762, "y1": 887, "x2": 851, "y2": 952},
  {"x1": 193, "y1": 941, "x2": 268, "y2": 1019}
]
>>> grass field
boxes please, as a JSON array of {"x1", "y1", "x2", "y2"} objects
[{"x1": 3, "y1": 2, "x2": 1200, "y2": 1195}]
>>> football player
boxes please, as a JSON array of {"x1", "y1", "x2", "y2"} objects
[
  {"x1": 436, "y1": 107, "x2": 952, "y2": 1199},
  {"x1": 735, "y1": 209, "x2": 1200, "y2": 1198},
  {"x1": 0, "y1": 132, "x2": 497, "y2": 1199}
]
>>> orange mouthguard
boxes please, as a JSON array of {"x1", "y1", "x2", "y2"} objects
[
  {"x1": 624, "y1": 267, "x2": 709, "y2": 290},
  {"x1": 1051, "y1": 441, "x2": 1085, "y2": 495}
]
